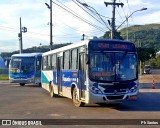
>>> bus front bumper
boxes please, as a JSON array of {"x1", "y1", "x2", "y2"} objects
[
  {"x1": 9, "y1": 78, "x2": 35, "y2": 84},
  {"x1": 87, "y1": 91, "x2": 138, "y2": 104}
]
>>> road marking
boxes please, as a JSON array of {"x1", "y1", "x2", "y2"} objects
[{"x1": 139, "y1": 89, "x2": 160, "y2": 92}]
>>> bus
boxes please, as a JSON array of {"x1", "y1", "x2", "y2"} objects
[
  {"x1": 41, "y1": 39, "x2": 138, "y2": 107},
  {"x1": 9, "y1": 53, "x2": 42, "y2": 86}
]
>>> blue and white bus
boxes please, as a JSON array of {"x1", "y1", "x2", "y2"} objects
[
  {"x1": 41, "y1": 39, "x2": 138, "y2": 107},
  {"x1": 9, "y1": 53, "x2": 42, "y2": 86}
]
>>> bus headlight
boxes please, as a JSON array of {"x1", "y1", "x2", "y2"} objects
[
  {"x1": 129, "y1": 85, "x2": 137, "y2": 93},
  {"x1": 90, "y1": 86, "x2": 102, "y2": 94}
]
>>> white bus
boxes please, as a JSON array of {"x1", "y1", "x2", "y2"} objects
[
  {"x1": 41, "y1": 39, "x2": 138, "y2": 107},
  {"x1": 9, "y1": 53, "x2": 42, "y2": 86}
]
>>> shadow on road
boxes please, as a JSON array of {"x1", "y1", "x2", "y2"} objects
[
  {"x1": 115, "y1": 92, "x2": 160, "y2": 111},
  {"x1": 83, "y1": 92, "x2": 160, "y2": 111}
]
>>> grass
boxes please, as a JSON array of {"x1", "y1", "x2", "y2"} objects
[{"x1": 0, "y1": 74, "x2": 9, "y2": 80}]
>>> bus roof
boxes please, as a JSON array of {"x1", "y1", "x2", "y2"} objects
[
  {"x1": 42, "y1": 39, "x2": 134, "y2": 56},
  {"x1": 11, "y1": 53, "x2": 42, "y2": 57},
  {"x1": 43, "y1": 40, "x2": 89, "y2": 56}
]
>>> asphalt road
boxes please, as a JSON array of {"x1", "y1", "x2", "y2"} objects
[{"x1": 0, "y1": 81, "x2": 160, "y2": 128}]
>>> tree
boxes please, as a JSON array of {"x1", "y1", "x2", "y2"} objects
[
  {"x1": 155, "y1": 55, "x2": 160, "y2": 68},
  {"x1": 137, "y1": 47, "x2": 156, "y2": 62},
  {"x1": 103, "y1": 31, "x2": 124, "y2": 40}
]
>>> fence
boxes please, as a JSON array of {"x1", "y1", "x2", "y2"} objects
[
  {"x1": 0, "y1": 68, "x2": 8, "y2": 75},
  {"x1": 0, "y1": 68, "x2": 9, "y2": 80}
]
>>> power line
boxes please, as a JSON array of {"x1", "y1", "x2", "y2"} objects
[
  {"x1": 0, "y1": 24, "x2": 103, "y2": 41},
  {"x1": 72, "y1": 0, "x2": 105, "y2": 25},
  {"x1": 73, "y1": 0, "x2": 110, "y2": 30},
  {"x1": 116, "y1": 8, "x2": 123, "y2": 23},
  {"x1": 126, "y1": 0, "x2": 135, "y2": 25},
  {"x1": 52, "y1": 12, "x2": 104, "y2": 34},
  {"x1": 53, "y1": 0, "x2": 106, "y2": 32}
]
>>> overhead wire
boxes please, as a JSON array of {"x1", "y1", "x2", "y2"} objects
[
  {"x1": 52, "y1": 12, "x2": 103, "y2": 35},
  {"x1": 53, "y1": 0, "x2": 106, "y2": 32},
  {"x1": 0, "y1": 1, "x2": 107, "y2": 43},
  {"x1": 72, "y1": 0, "x2": 110, "y2": 30},
  {"x1": 126, "y1": 0, "x2": 135, "y2": 25},
  {"x1": 116, "y1": 8, "x2": 124, "y2": 23},
  {"x1": 72, "y1": 0, "x2": 105, "y2": 25}
]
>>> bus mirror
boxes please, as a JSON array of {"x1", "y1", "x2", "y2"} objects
[{"x1": 86, "y1": 54, "x2": 90, "y2": 64}]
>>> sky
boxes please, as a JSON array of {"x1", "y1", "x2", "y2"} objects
[{"x1": 0, "y1": 0, "x2": 160, "y2": 53}]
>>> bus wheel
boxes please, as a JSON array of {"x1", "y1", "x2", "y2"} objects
[
  {"x1": 38, "y1": 83, "x2": 41, "y2": 87},
  {"x1": 20, "y1": 83, "x2": 25, "y2": 86},
  {"x1": 73, "y1": 88, "x2": 84, "y2": 107},
  {"x1": 49, "y1": 83, "x2": 54, "y2": 98}
]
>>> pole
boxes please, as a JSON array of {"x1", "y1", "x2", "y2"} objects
[
  {"x1": 111, "y1": 0, "x2": 116, "y2": 39},
  {"x1": 50, "y1": 0, "x2": 53, "y2": 50},
  {"x1": 104, "y1": 1, "x2": 124, "y2": 39},
  {"x1": 126, "y1": 15, "x2": 129, "y2": 40},
  {"x1": 116, "y1": 8, "x2": 147, "y2": 30},
  {"x1": 19, "y1": 17, "x2": 23, "y2": 53}
]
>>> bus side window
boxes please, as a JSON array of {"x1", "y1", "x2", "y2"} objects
[
  {"x1": 71, "y1": 49, "x2": 78, "y2": 70},
  {"x1": 43, "y1": 56, "x2": 47, "y2": 70},
  {"x1": 52, "y1": 54, "x2": 57, "y2": 70},
  {"x1": 48, "y1": 55, "x2": 52, "y2": 70},
  {"x1": 64, "y1": 51, "x2": 70, "y2": 70}
]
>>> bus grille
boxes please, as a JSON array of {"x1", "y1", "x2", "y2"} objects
[{"x1": 107, "y1": 95, "x2": 124, "y2": 100}]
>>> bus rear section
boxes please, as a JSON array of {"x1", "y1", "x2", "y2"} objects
[{"x1": 9, "y1": 53, "x2": 42, "y2": 86}]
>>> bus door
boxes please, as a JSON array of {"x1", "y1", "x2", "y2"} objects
[
  {"x1": 35, "y1": 56, "x2": 41, "y2": 83},
  {"x1": 57, "y1": 57, "x2": 63, "y2": 94},
  {"x1": 79, "y1": 53, "x2": 86, "y2": 99}
]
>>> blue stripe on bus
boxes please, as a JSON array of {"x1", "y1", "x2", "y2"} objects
[
  {"x1": 43, "y1": 70, "x2": 87, "y2": 90},
  {"x1": 9, "y1": 71, "x2": 34, "y2": 79},
  {"x1": 61, "y1": 70, "x2": 78, "y2": 87},
  {"x1": 53, "y1": 70, "x2": 57, "y2": 85}
]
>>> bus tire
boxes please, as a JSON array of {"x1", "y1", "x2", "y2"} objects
[
  {"x1": 72, "y1": 88, "x2": 85, "y2": 107},
  {"x1": 49, "y1": 82, "x2": 54, "y2": 98},
  {"x1": 20, "y1": 83, "x2": 25, "y2": 86},
  {"x1": 38, "y1": 83, "x2": 41, "y2": 87}
]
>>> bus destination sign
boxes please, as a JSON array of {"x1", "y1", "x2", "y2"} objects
[{"x1": 89, "y1": 41, "x2": 135, "y2": 51}]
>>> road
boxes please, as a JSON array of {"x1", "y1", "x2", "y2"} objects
[{"x1": 0, "y1": 81, "x2": 160, "y2": 128}]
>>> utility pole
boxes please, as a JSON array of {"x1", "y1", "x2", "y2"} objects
[
  {"x1": 50, "y1": 0, "x2": 53, "y2": 50},
  {"x1": 19, "y1": 17, "x2": 22, "y2": 54},
  {"x1": 104, "y1": 0, "x2": 124, "y2": 39},
  {"x1": 18, "y1": 17, "x2": 27, "y2": 53},
  {"x1": 45, "y1": 0, "x2": 53, "y2": 50}
]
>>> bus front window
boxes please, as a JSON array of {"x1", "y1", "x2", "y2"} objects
[
  {"x1": 89, "y1": 53, "x2": 115, "y2": 81},
  {"x1": 89, "y1": 52, "x2": 137, "y2": 82},
  {"x1": 10, "y1": 57, "x2": 35, "y2": 74},
  {"x1": 115, "y1": 53, "x2": 137, "y2": 81}
]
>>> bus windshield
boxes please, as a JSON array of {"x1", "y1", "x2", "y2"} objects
[
  {"x1": 10, "y1": 57, "x2": 35, "y2": 74},
  {"x1": 89, "y1": 52, "x2": 137, "y2": 82}
]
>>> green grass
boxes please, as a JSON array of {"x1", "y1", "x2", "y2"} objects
[{"x1": 0, "y1": 74, "x2": 9, "y2": 80}]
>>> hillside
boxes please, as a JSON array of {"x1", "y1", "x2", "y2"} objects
[
  {"x1": 120, "y1": 24, "x2": 160, "y2": 50},
  {"x1": 0, "y1": 43, "x2": 71, "y2": 59},
  {"x1": 1, "y1": 24, "x2": 160, "y2": 58}
]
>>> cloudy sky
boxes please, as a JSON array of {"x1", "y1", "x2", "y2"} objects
[{"x1": 0, "y1": 0, "x2": 160, "y2": 53}]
